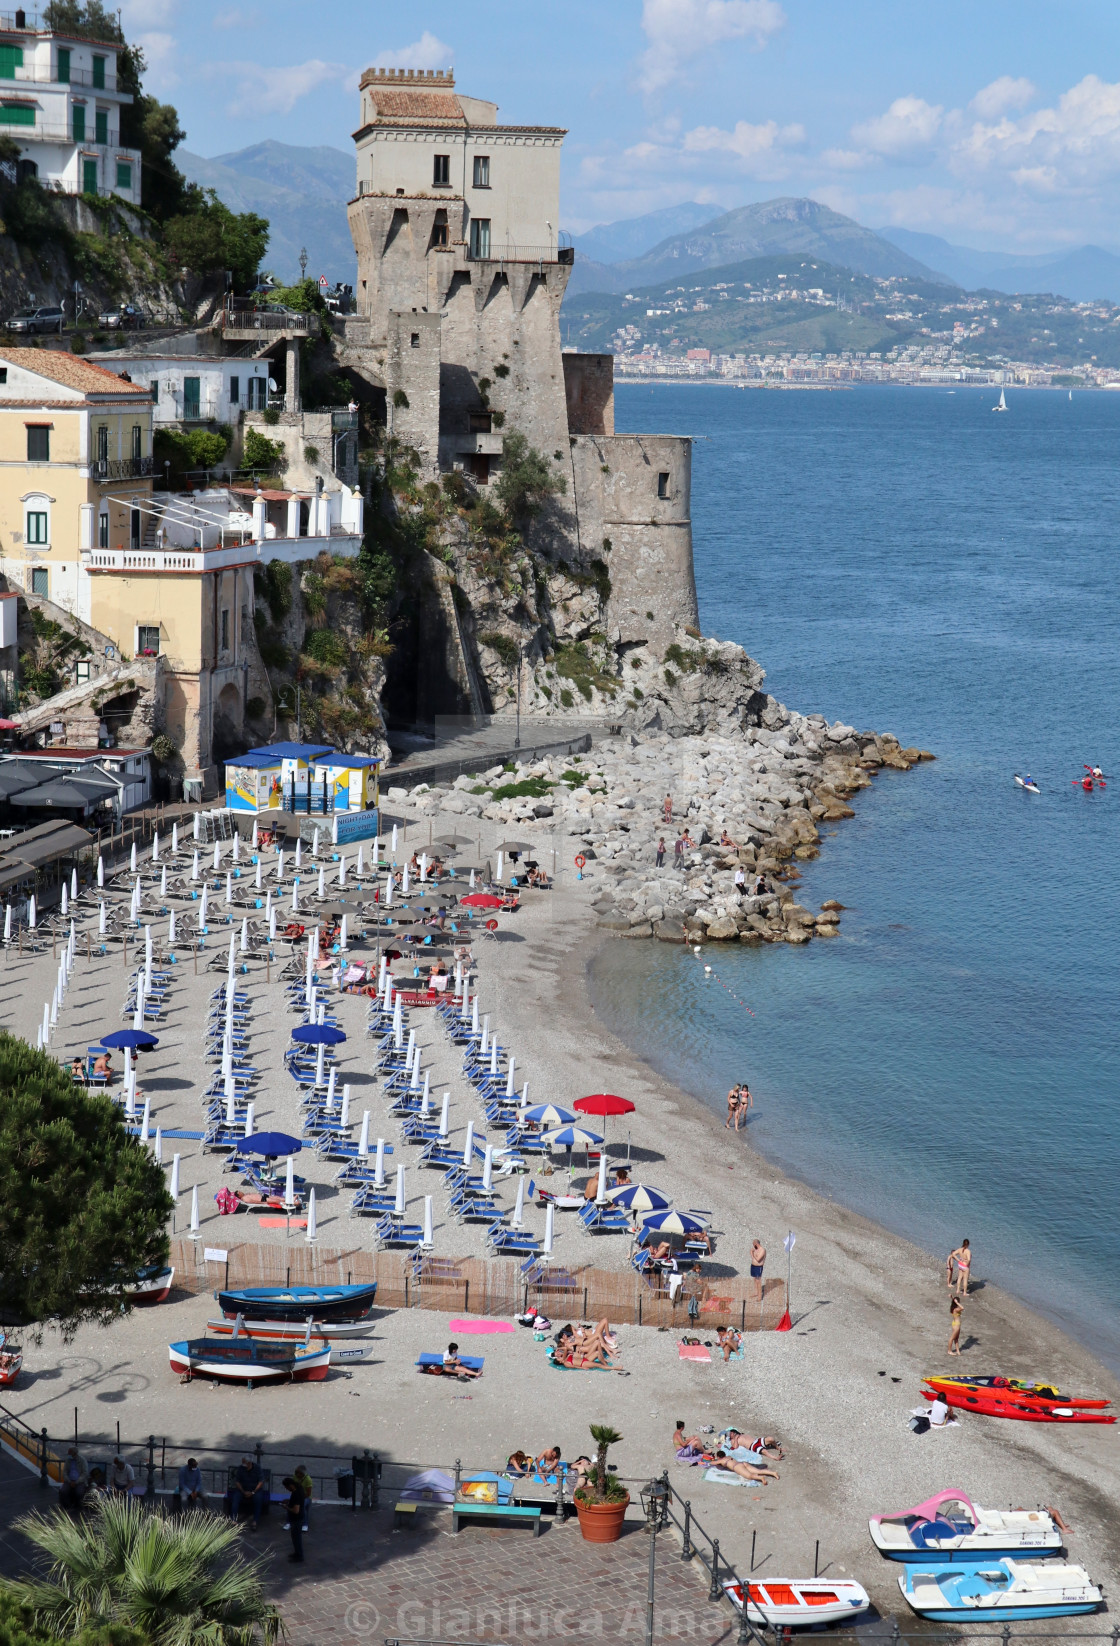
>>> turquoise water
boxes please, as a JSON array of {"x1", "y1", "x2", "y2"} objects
[{"x1": 592, "y1": 383, "x2": 1120, "y2": 1371}]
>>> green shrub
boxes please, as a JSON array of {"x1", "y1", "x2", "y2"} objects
[
  {"x1": 495, "y1": 429, "x2": 567, "y2": 521},
  {"x1": 559, "y1": 688, "x2": 574, "y2": 708},
  {"x1": 663, "y1": 642, "x2": 700, "y2": 673},
  {"x1": 260, "y1": 559, "x2": 292, "y2": 622},
  {"x1": 493, "y1": 363, "x2": 510, "y2": 378},
  {"x1": 393, "y1": 389, "x2": 409, "y2": 409},
  {"x1": 305, "y1": 628, "x2": 347, "y2": 668},
  {"x1": 153, "y1": 425, "x2": 230, "y2": 478},
  {"x1": 243, "y1": 428, "x2": 285, "y2": 471},
  {"x1": 263, "y1": 408, "x2": 280, "y2": 426},
  {"x1": 490, "y1": 776, "x2": 552, "y2": 801},
  {"x1": 304, "y1": 445, "x2": 320, "y2": 465},
  {"x1": 301, "y1": 569, "x2": 326, "y2": 619},
  {"x1": 478, "y1": 630, "x2": 519, "y2": 668}
]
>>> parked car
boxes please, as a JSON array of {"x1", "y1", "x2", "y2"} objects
[
  {"x1": 98, "y1": 304, "x2": 146, "y2": 329},
  {"x1": 7, "y1": 305, "x2": 65, "y2": 334}
]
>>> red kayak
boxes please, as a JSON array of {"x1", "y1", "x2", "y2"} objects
[{"x1": 923, "y1": 1376, "x2": 1115, "y2": 1424}]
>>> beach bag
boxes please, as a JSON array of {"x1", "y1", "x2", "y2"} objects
[{"x1": 908, "y1": 1415, "x2": 931, "y2": 1435}]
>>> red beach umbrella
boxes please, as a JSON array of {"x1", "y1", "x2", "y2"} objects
[
  {"x1": 461, "y1": 893, "x2": 504, "y2": 909},
  {"x1": 574, "y1": 1094, "x2": 636, "y2": 1118}
]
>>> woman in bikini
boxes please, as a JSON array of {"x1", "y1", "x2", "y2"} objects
[
  {"x1": 948, "y1": 1239, "x2": 972, "y2": 1296},
  {"x1": 948, "y1": 1294, "x2": 964, "y2": 1355},
  {"x1": 725, "y1": 1084, "x2": 740, "y2": 1129},
  {"x1": 713, "y1": 1452, "x2": 780, "y2": 1484}
]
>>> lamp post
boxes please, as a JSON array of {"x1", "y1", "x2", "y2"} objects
[
  {"x1": 640, "y1": 1473, "x2": 670, "y2": 1646},
  {"x1": 514, "y1": 641, "x2": 523, "y2": 750}
]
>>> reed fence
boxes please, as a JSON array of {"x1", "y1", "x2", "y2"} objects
[{"x1": 169, "y1": 1239, "x2": 787, "y2": 1331}]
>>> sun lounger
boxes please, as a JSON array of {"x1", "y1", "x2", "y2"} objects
[
  {"x1": 415, "y1": 1352, "x2": 484, "y2": 1377},
  {"x1": 487, "y1": 1222, "x2": 539, "y2": 1255},
  {"x1": 578, "y1": 1202, "x2": 632, "y2": 1235},
  {"x1": 375, "y1": 1214, "x2": 427, "y2": 1249},
  {"x1": 452, "y1": 1196, "x2": 503, "y2": 1223},
  {"x1": 350, "y1": 1188, "x2": 398, "y2": 1218}
]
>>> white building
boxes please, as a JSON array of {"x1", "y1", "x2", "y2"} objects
[
  {"x1": 105, "y1": 354, "x2": 271, "y2": 426},
  {"x1": 0, "y1": 14, "x2": 141, "y2": 204}
]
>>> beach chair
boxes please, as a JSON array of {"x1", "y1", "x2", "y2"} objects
[
  {"x1": 451, "y1": 1193, "x2": 502, "y2": 1223},
  {"x1": 349, "y1": 1187, "x2": 397, "y2": 1218},
  {"x1": 418, "y1": 1142, "x2": 464, "y2": 1171},
  {"x1": 487, "y1": 1221, "x2": 539, "y2": 1255},
  {"x1": 400, "y1": 1119, "x2": 442, "y2": 1146},
  {"x1": 374, "y1": 1213, "x2": 426, "y2": 1249},
  {"x1": 578, "y1": 1202, "x2": 632, "y2": 1235}
]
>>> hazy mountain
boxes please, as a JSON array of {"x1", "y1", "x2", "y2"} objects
[
  {"x1": 879, "y1": 226, "x2": 1120, "y2": 305},
  {"x1": 178, "y1": 141, "x2": 356, "y2": 283},
  {"x1": 569, "y1": 202, "x2": 727, "y2": 265}
]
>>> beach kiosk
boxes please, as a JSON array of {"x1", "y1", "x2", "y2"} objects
[{"x1": 224, "y1": 743, "x2": 380, "y2": 825}]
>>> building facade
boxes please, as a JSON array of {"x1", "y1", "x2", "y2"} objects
[
  {"x1": 105, "y1": 354, "x2": 271, "y2": 427},
  {"x1": 0, "y1": 16, "x2": 141, "y2": 203}
]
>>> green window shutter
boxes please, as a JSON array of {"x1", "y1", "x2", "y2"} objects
[
  {"x1": 82, "y1": 158, "x2": 97, "y2": 195},
  {"x1": 57, "y1": 47, "x2": 70, "y2": 82},
  {"x1": 92, "y1": 55, "x2": 105, "y2": 89},
  {"x1": 72, "y1": 104, "x2": 85, "y2": 140},
  {"x1": 115, "y1": 160, "x2": 131, "y2": 189},
  {"x1": 0, "y1": 44, "x2": 24, "y2": 79},
  {"x1": 0, "y1": 102, "x2": 34, "y2": 125},
  {"x1": 31, "y1": 568, "x2": 48, "y2": 598},
  {"x1": 95, "y1": 109, "x2": 107, "y2": 144}
]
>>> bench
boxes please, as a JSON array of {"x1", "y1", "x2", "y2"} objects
[
  {"x1": 393, "y1": 1498, "x2": 445, "y2": 1530},
  {"x1": 452, "y1": 1502, "x2": 543, "y2": 1536}
]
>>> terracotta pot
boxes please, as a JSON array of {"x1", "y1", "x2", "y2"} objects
[{"x1": 574, "y1": 1493, "x2": 630, "y2": 1543}]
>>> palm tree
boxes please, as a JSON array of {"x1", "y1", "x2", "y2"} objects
[
  {"x1": 8, "y1": 1496, "x2": 282, "y2": 1646},
  {"x1": 586, "y1": 1424, "x2": 625, "y2": 1501}
]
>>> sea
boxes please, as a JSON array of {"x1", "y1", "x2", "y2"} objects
[{"x1": 591, "y1": 381, "x2": 1120, "y2": 1373}]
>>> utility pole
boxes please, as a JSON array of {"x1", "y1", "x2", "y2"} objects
[
  {"x1": 514, "y1": 642, "x2": 522, "y2": 749},
  {"x1": 299, "y1": 246, "x2": 308, "y2": 281}
]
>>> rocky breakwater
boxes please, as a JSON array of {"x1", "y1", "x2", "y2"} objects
[{"x1": 387, "y1": 698, "x2": 933, "y2": 946}]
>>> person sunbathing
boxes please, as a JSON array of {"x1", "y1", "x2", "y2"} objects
[
  {"x1": 569, "y1": 1455, "x2": 592, "y2": 1489},
  {"x1": 92, "y1": 1052, "x2": 112, "y2": 1078},
  {"x1": 712, "y1": 1450, "x2": 779, "y2": 1483},
  {"x1": 715, "y1": 1326, "x2": 742, "y2": 1362},
  {"x1": 571, "y1": 1320, "x2": 618, "y2": 1367},
  {"x1": 533, "y1": 1447, "x2": 563, "y2": 1479},
  {"x1": 69, "y1": 1056, "x2": 84, "y2": 1080},
  {"x1": 673, "y1": 1421, "x2": 711, "y2": 1452},
  {"x1": 726, "y1": 1431, "x2": 784, "y2": 1462},
  {"x1": 506, "y1": 1451, "x2": 532, "y2": 1476}
]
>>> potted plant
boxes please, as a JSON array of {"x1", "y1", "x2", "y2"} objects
[{"x1": 573, "y1": 1424, "x2": 629, "y2": 1543}]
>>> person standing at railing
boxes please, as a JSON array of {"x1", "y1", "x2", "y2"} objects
[{"x1": 59, "y1": 1446, "x2": 89, "y2": 1512}]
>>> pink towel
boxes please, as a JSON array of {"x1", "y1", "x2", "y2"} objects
[
  {"x1": 449, "y1": 1318, "x2": 515, "y2": 1335},
  {"x1": 258, "y1": 1216, "x2": 307, "y2": 1229},
  {"x1": 678, "y1": 1344, "x2": 711, "y2": 1362}
]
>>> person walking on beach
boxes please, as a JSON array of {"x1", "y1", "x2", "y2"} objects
[
  {"x1": 674, "y1": 834, "x2": 686, "y2": 870},
  {"x1": 947, "y1": 1295, "x2": 964, "y2": 1356},
  {"x1": 655, "y1": 837, "x2": 666, "y2": 868},
  {"x1": 947, "y1": 1239, "x2": 972, "y2": 1295},
  {"x1": 736, "y1": 1082, "x2": 753, "y2": 1126},
  {"x1": 750, "y1": 1237, "x2": 766, "y2": 1301},
  {"x1": 725, "y1": 1084, "x2": 740, "y2": 1128}
]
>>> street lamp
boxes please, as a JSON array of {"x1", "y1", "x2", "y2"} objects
[
  {"x1": 640, "y1": 1473, "x2": 671, "y2": 1646},
  {"x1": 514, "y1": 641, "x2": 523, "y2": 749}
]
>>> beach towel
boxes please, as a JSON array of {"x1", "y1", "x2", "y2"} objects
[
  {"x1": 703, "y1": 1467, "x2": 751, "y2": 1486},
  {"x1": 449, "y1": 1318, "x2": 514, "y2": 1335},
  {"x1": 258, "y1": 1216, "x2": 307, "y2": 1229},
  {"x1": 678, "y1": 1344, "x2": 712, "y2": 1362}
]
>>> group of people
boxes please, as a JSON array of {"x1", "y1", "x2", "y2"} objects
[
  {"x1": 58, "y1": 1448, "x2": 134, "y2": 1510},
  {"x1": 551, "y1": 1318, "x2": 620, "y2": 1369},
  {"x1": 673, "y1": 1422, "x2": 784, "y2": 1483},
  {"x1": 505, "y1": 1448, "x2": 597, "y2": 1489},
  {"x1": 724, "y1": 1082, "x2": 753, "y2": 1130},
  {"x1": 946, "y1": 1238, "x2": 972, "y2": 1355}
]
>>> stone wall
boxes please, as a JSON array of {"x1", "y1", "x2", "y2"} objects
[
  {"x1": 563, "y1": 353, "x2": 614, "y2": 435},
  {"x1": 385, "y1": 310, "x2": 441, "y2": 474}
]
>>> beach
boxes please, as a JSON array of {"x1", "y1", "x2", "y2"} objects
[{"x1": 6, "y1": 801, "x2": 1120, "y2": 1619}]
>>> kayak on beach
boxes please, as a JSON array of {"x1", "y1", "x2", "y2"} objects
[{"x1": 922, "y1": 1375, "x2": 1115, "y2": 1423}]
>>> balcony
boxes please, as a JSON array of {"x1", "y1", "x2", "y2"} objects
[
  {"x1": 3, "y1": 64, "x2": 120, "y2": 89},
  {"x1": 464, "y1": 242, "x2": 574, "y2": 265},
  {"x1": 219, "y1": 302, "x2": 316, "y2": 338},
  {"x1": 91, "y1": 456, "x2": 154, "y2": 481}
]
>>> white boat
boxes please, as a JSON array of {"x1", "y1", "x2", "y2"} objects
[
  {"x1": 127, "y1": 1265, "x2": 174, "y2": 1305},
  {"x1": 1014, "y1": 775, "x2": 1041, "y2": 793},
  {"x1": 206, "y1": 1313, "x2": 373, "y2": 1338},
  {"x1": 723, "y1": 1578, "x2": 870, "y2": 1628},
  {"x1": 206, "y1": 1316, "x2": 373, "y2": 1363},
  {"x1": 870, "y1": 1490, "x2": 1063, "y2": 1563},
  {"x1": 168, "y1": 1335, "x2": 330, "y2": 1383},
  {"x1": 899, "y1": 1559, "x2": 1100, "y2": 1621},
  {"x1": 993, "y1": 388, "x2": 1007, "y2": 412}
]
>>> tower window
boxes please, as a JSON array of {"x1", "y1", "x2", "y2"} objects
[
  {"x1": 410, "y1": 332, "x2": 420, "y2": 348},
  {"x1": 472, "y1": 155, "x2": 490, "y2": 188},
  {"x1": 657, "y1": 471, "x2": 670, "y2": 499},
  {"x1": 221, "y1": 608, "x2": 230, "y2": 651},
  {"x1": 433, "y1": 153, "x2": 449, "y2": 186},
  {"x1": 469, "y1": 219, "x2": 491, "y2": 259}
]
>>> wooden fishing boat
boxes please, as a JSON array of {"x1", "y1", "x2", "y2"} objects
[
  {"x1": 215, "y1": 1282, "x2": 377, "y2": 1324},
  {"x1": 0, "y1": 1339, "x2": 23, "y2": 1387},
  {"x1": 205, "y1": 1317, "x2": 373, "y2": 1363},
  {"x1": 870, "y1": 1491, "x2": 1063, "y2": 1563},
  {"x1": 923, "y1": 1375, "x2": 1115, "y2": 1424},
  {"x1": 723, "y1": 1578, "x2": 870, "y2": 1628},
  {"x1": 898, "y1": 1560, "x2": 1101, "y2": 1621},
  {"x1": 169, "y1": 1335, "x2": 330, "y2": 1384},
  {"x1": 128, "y1": 1265, "x2": 174, "y2": 1305}
]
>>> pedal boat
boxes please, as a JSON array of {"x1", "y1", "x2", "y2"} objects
[
  {"x1": 722, "y1": 1578, "x2": 870, "y2": 1627},
  {"x1": 923, "y1": 1375, "x2": 1115, "y2": 1423},
  {"x1": 898, "y1": 1559, "x2": 1101, "y2": 1621},
  {"x1": 870, "y1": 1490, "x2": 1063, "y2": 1562}
]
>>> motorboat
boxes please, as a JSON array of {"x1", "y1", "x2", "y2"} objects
[
  {"x1": 127, "y1": 1265, "x2": 174, "y2": 1305},
  {"x1": 722, "y1": 1578, "x2": 870, "y2": 1628},
  {"x1": 0, "y1": 1332, "x2": 22, "y2": 1387},
  {"x1": 169, "y1": 1333, "x2": 330, "y2": 1384},
  {"x1": 215, "y1": 1281, "x2": 377, "y2": 1324},
  {"x1": 922, "y1": 1375, "x2": 1114, "y2": 1423},
  {"x1": 898, "y1": 1559, "x2": 1101, "y2": 1621},
  {"x1": 206, "y1": 1316, "x2": 373, "y2": 1363},
  {"x1": 870, "y1": 1491, "x2": 1063, "y2": 1562}
]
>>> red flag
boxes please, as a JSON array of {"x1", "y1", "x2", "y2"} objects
[{"x1": 774, "y1": 1310, "x2": 792, "y2": 1332}]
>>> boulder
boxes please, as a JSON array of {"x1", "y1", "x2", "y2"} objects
[
  {"x1": 623, "y1": 922, "x2": 652, "y2": 939},
  {"x1": 706, "y1": 916, "x2": 740, "y2": 940},
  {"x1": 815, "y1": 923, "x2": 839, "y2": 937},
  {"x1": 654, "y1": 920, "x2": 685, "y2": 943},
  {"x1": 784, "y1": 926, "x2": 812, "y2": 943},
  {"x1": 820, "y1": 899, "x2": 845, "y2": 912}
]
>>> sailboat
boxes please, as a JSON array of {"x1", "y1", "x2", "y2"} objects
[
  {"x1": 993, "y1": 388, "x2": 1007, "y2": 412},
  {"x1": 1069, "y1": 389, "x2": 1073, "y2": 401}
]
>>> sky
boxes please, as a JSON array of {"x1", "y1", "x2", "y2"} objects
[{"x1": 128, "y1": 0, "x2": 1120, "y2": 252}]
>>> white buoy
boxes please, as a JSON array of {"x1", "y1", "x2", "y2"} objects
[{"x1": 305, "y1": 1187, "x2": 317, "y2": 1243}]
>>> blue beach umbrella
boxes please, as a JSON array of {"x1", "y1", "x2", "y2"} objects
[
  {"x1": 521, "y1": 1104, "x2": 576, "y2": 1126},
  {"x1": 641, "y1": 1209, "x2": 708, "y2": 1236},
  {"x1": 607, "y1": 1183, "x2": 671, "y2": 1214},
  {"x1": 291, "y1": 1023, "x2": 346, "y2": 1046},
  {"x1": 242, "y1": 1131, "x2": 302, "y2": 1159},
  {"x1": 100, "y1": 1028, "x2": 159, "y2": 1050},
  {"x1": 542, "y1": 1125, "x2": 604, "y2": 1148}
]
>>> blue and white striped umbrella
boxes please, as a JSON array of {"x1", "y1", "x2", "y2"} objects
[
  {"x1": 521, "y1": 1104, "x2": 576, "y2": 1127},
  {"x1": 641, "y1": 1209, "x2": 709, "y2": 1236},
  {"x1": 542, "y1": 1125, "x2": 603, "y2": 1149},
  {"x1": 607, "y1": 1183, "x2": 671, "y2": 1213}
]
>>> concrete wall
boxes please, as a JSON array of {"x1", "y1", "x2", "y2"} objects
[
  {"x1": 563, "y1": 353, "x2": 614, "y2": 435},
  {"x1": 569, "y1": 433, "x2": 697, "y2": 655}
]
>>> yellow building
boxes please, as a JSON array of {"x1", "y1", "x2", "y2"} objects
[{"x1": 0, "y1": 346, "x2": 154, "y2": 615}]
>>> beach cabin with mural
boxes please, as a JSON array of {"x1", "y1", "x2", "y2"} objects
[{"x1": 224, "y1": 742, "x2": 380, "y2": 818}]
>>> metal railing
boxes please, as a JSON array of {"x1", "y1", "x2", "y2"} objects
[
  {"x1": 465, "y1": 243, "x2": 574, "y2": 265},
  {"x1": 4, "y1": 64, "x2": 119, "y2": 88},
  {"x1": 220, "y1": 305, "x2": 315, "y2": 335},
  {"x1": 1, "y1": 120, "x2": 122, "y2": 143},
  {"x1": 90, "y1": 456, "x2": 154, "y2": 480}
]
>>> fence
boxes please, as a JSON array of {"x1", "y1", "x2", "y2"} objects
[{"x1": 169, "y1": 1239, "x2": 787, "y2": 1331}]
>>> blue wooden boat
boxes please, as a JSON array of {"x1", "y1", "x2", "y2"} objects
[
  {"x1": 216, "y1": 1281, "x2": 377, "y2": 1323},
  {"x1": 898, "y1": 1559, "x2": 1101, "y2": 1621}
]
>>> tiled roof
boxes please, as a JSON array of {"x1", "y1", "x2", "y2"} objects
[
  {"x1": 0, "y1": 349, "x2": 151, "y2": 397},
  {"x1": 369, "y1": 88, "x2": 465, "y2": 123}
]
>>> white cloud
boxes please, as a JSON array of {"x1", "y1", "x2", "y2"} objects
[
  {"x1": 970, "y1": 76, "x2": 1035, "y2": 119},
  {"x1": 135, "y1": 30, "x2": 178, "y2": 88},
  {"x1": 217, "y1": 58, "x2": 351, "y2": 115},
  {"x1": 851, "y1": 95, "x2": 943, "y2": 160},
  {"x1": 119, "y1": 0, "x2": 177, "y2": 28},
  {"x1": 368, "y1": 31, "x2": 453, "y2": 72},
  {"x1": 952, "y1": 75, "x2": 1120, "y2": 190},
  {"x1": 638, "y1": 0, "x2": 785, "y2": 94},
  {"x1": 819, "y1": 147, "x2": 876, "y2": 171},
  {"x1": 683, "y1": 117, "x2": 804, "y2": 171}
]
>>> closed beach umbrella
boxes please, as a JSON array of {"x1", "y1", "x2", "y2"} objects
[
  {"x1": 374, "y1": 1136, "x2": 385, "y2": 1185},
  {"x1": 295, "y1": 839, "x2": 302, "y2": 868},
  {"x1": 139, "y1": 1095, "x2": 150, "y2": 1142},
  {"x1": 462, "y1": 1119, "x2": 475, "y2": 1167},
  {"x1": 402, "y1": 864, "x2": 410, "y2": 896},
  {"x1": 3, "y1": 905, "x2": 10, "y2": 944},
  {"x1": 232, "y1": 832, "x2": 240, "y2": 863},
  {"x1": 595, "y1": 1149, "x2": 608, "y2": 1204},
  {"x1": 160, "y1": 865, "x2": 168, "y2": 898},
  {"x1": 61, "y1": 883, "x2": 68, "y2": 917},
  {"x1": 240, "y1": 917, "x2": 249, "y2": 953},
  {"x1": 341, "y1": 1080, "x2": 351, "y2": 1124},
  {"x1": 244, "y1": 1102, "x2": 254, "y2": 1138},
  {"x1": 357, "y1": 844, "x2": 365, "y2": 875},
  {"x1": 312, "y1": 827, "x2": 320, "y2": 857},
  {"x1": 318, "y1": 866, "x2": 326, "y2": 900},
  {"x1": 511, "y1": 1177, "x2": 525, "y2": 1228},
  {"x1": 394, "y1": 1162, "x2": 405, "y2": 1215},
  {"x1": 385, "y1": 872, "x2": 394, "y2": 906},
  {"x1": 252, "y1": 820, "x2": 258, "y2": 849},
  {"x1": 338, "y1": 855, "x2": 347, "y2": 887},
  {"x1": 212, "y1": 841, "x2": 220, "y2": 871},
  {"x1": 284, "y1": 1155, "x2": 296, "y2": 1207},
  {"x1": 543, "y1": 1125, "x2": 603, "y2": 1149},
  {"x1": 523, "y1": 1104, "x2": 576, "y2": 1127},
  {"x1": 168, "y1": 910, "x2": 176, "y2": 945},
  {"x1": 641, "y1": 1209, "x2": 709, "y2": 1237},
  {"x1": 97, "y1": 855, "x2": 105, "y2": 888},
  {"x1": 277, "y1": 847, "x2": 285, "y2": 880},
  {"x1": 543, "y1": 1201, "x2": 554, "y2": 1255},
  {"x1": 291, "y1": 881, "x2": 299, "y2": 913},
  {"x1": 422, "y1": 1194, "x2": 433, "y2": 1247},
  {"x1": 98, "y1": 900, "x2": 106, "y2": 935},
  {"x1": 192, "y1": 812, "x2": 200, "y2": 842},
  {"x1": 199, "y1": 885, "x2": 208, "y2": 927},
  {"x1": 188, "y1": 1184, "x2": 200, "y2": 1238},
  {"x1": 169, "y1": 1152, "x2": 180, "y2": 1200},
  {"x1": 496, "y1": 851, "x2": 504, "y2": 882},
  {"x1": 28, "y1": 894, "x2": 36, "y2": 929},
  {"x1": 340, "y1": 914, "x2": 348, "y2": 949},
  {"x1": 255, "y1": 861, "x2": 262, "y2": 891},
  {"x1": 358, "y1": 1110, "x2": 370, "y2": 1156},
  {"x1": 439, "y1": 1091, "x2": 450, "y2": 1137},
  {"x1": 153, "y1": 1126, "x2": 162, "y2": 1164},
  {"x1": 152, "y1": 829, "x2": 160, "y2": 863},
  {"x1": 71, "y1": 867, "x2": 78, "y2": 899},
  {"x1": 325, "y1": 1066, "x2": 337, "y2": 1110},
  {"x1": 172, "y1": 822, "x2": 179, "y2": 853},
  {"x1": 482, "y1": 1144, "x2": 493, "y2": 1193},
  {"x1": 224, "y1": 1081, "x2": 236, "y2": 1128},
  {"x1": 607, "y1": 1183, "x2": 671, "y2": 1214},
  {"x1": 469, "y1": 869, "x2": 476, "y2": 889},
  {"x1": 130, "y1": 842, "x2": 137, "y2": 873},
  {"x1": 305, "y1": 1187, "x2": 317, "y2": 1243},
  {"x1": 224, "y1": 873, "x2": 232, "y2": 908},
  {"x1": 191, "y1": 850, "x2": 199, "y2": 882},
  {"x1": 269, "y1": 907, "x2": 277, "y2": 941}
]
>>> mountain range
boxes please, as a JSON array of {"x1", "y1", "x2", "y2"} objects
[{"x1": 878, "y1": 227, "x2": 1120, "y2": 306}]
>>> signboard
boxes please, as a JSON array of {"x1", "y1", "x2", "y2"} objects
[
  {"x1": 203, "y1": 1247, "x2": 228, "y2": 1263},
  {"x1": 333, "y1": 807, "x2": 380, "y2": 844},
  {"x1": 319, "y1": 276, "x2": 328, "y2": 289}
]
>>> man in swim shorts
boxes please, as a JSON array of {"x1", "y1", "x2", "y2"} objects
[{"x1": 750, "y1": 1237, "x2": 766, "y2": 1301}]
